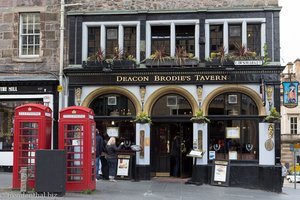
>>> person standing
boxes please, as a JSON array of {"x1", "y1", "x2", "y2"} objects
[
  {"x1": 106, "y1": 137, "x2": 123, "y2": 182},
  {"x1": 100, "y1": 132, "x2": 109, "y2": 180},
  {"x1": 281, "y1": 163, "x2": 288, "y2": 187},
  {"x1": 171, "y1": 135, "x2": 181, "y2": 177},
  {"x1": 95, "y1": 129, "x2": 104, "y2": 180}
]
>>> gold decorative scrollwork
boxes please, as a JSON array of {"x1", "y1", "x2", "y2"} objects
[
  {"x1": 265, "y1": 123, "x2": 274, "y2": 151},
  {"x1": 75, "y1": 88, "x2": 82, "y2": 105}
]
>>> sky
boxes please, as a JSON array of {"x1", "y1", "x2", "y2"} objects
[{"x1": 279, "y1": 0, "x2": 300, "y2": 65}]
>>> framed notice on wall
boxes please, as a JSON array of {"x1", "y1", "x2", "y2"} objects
[
  {"x1": 226, "y1": 127, "x2": 240, "y2": 139},
  {"x1": 211, "y1": 160, "x2": 230, "y2": 186},
  {"x1": 107, "y1": 127, "x2": 119, "y2": 137}
]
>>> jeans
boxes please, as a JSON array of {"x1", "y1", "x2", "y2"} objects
[
  {"x1": 96, "y1": 156, "x2": 101, "y2": 178},
  {"x1": 107, "y1": 158, "x2": 118, "y2": 177}
]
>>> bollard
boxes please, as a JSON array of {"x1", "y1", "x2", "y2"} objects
[{"x1": 20, "y1": 167, "x2": 28, "y2": 193}]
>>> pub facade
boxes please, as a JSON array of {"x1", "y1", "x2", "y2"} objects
[{"x1": 64, "y1": 0, "x2": 283, "y2": 192}]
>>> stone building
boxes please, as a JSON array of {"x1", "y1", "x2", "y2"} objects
[
  {"x1": 281, "y1": 59, "x2": 300, "y2": 170},
  {"x1": 0, "y1": 1, "x2": 60, "y2": 167}
]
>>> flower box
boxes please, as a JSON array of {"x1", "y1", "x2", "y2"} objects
[
  {"x1": 82, "y1": 60, "x2": 108, "y2": 68},
  {"x1": 111, "y1": 60, "x2": 136, "y2": 69},
  {"x1": 145, "y1": 58, "x2": 198, "y2": 68}
]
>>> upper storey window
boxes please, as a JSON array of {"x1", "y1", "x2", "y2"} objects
[
  {"x1": 146, "y1": 20, "x2": 199, "y2": 59},
  {"x1": 205, "y1": 18, "x2": 265, "y2": 59},
  {"x1": 19, "y1": 13, "x2": 40, "y2": 57},
  {"x1": 83, "y1": 22, "x2": 140, "y2": 63}
]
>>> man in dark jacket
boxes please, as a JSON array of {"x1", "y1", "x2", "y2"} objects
[
  {"x1": 96, "y1": 129, "x2": 103, "y2": 180},
  {"x1": 100, "y1": 132, "x2": 109, "y2": 180}
]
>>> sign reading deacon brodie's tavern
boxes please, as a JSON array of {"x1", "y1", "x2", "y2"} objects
[{"x1": 116, "y1": 74, "x2": 229, "y2": 83}]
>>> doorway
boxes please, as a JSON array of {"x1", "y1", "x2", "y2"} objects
[{"x1": 150, "y1": 122, "x2": 193, "y2": 178}]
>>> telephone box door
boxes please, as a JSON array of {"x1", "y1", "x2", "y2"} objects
[{"x1": 59, "y1": 106, "x2": 96, "y2": 192}]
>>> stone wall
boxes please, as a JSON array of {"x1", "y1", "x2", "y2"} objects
[
  {"x1": 0, "y1": 0, "x2": 60, "y2": 73},
  {"x1": 67, "y1": 0, "x2": 278, "y2": 12}
]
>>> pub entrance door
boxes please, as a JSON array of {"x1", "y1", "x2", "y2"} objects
[{"x1": 150, "y1": 122, "x2": 193, "y2": 178}]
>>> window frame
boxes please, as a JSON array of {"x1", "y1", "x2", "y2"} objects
[
  {"x1": 19, "y1": 13, "x2": 40, "y2": 58},
  {"x1": 205, "y1": 18, "x2": 266, "y2": 59},
  {"x1": 82, "y1": 21, "x2": 140, "y2": 63},
  {"x1": 290, "y1": 116, "x2": 298, "y2": 134},
  {"x1": 146, "y1": 20, "x2": 200, "y2": 59}
]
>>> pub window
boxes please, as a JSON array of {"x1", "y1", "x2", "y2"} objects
[
  {"x1": 209, "y1": 25, "x2": 223, "y2": 55},
  {"x1": 124, "y1": 27, "x2": 136, "y2": 58},
  {"x1": 89, "y1": 94, "x2": 136, "y2": 117},
  {"x1": 152, "y1": 94, "x2": 192, "y2": 116},
  {"x1": 88, "y1": 27, "x2": 101, "y2": 58},
  {"x1": 208, "y1": 92, "x2": 259, "y2": 161},
  {"x1": 205, "y1": 18, "x2": 265, "y2": 58},
  {"x1": 146, "y1": 20, "x2": 199, "y2": 59},
  {"x1": 228, "y1": 24, "x2": 242, "y2": 53},
  {"x1": 176, "y1": 25, "x2": 195, "y2": 55},
  {"x1": 82, "y1": 22, "x2": 140, "y2": 62},
  {"x1": 151, "y1": 26, "x2": 170, "y2": 56},
  {"x1": 247, "y1": 24, "x2": 261, "y2": 56},
  {"x1": 19, "y1": 13, "x2": 40, "y2": 57},
  {"x1": 89, "y1": 94, "x2": 136, "y2": 149},
  {"x1": 106, "y1": 28, "x2": 119, "y2": 59},
  {"x1": 290, "y1": 116, "x2": 297, "y2": 134}
]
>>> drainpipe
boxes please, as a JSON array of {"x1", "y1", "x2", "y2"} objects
[
  {"x1": 59, "y1": 0, "x2": 65, "y2": 112},
  {"x1": 59, "y1": 0, "x2": 82, "y2": 111}
]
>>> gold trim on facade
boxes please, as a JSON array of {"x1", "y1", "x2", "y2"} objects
[
  {"x1": 81, "y1": 86, "x2": 142, "y2": 113},
  {"x1": 143, "y1": 86, "x2": 199, "y2": 115},
  {"x1": 201, "y1": 85, "x2": 266, "y2": 116}
]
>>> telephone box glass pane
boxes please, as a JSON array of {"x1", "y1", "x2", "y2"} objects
[
  {"x1": 18, "y1": 122, "x2": 38, "y2": 180},
  {"x1": 91, "y1": 124, "x2": 95, "y2": 181},
  {"x1": 64, "y1": 124, "x2": 84, "y2": 181}
]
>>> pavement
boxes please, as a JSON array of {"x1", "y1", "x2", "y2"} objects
[{"x1": 0, "y1": 172, "x2": 300, "y2": 200}]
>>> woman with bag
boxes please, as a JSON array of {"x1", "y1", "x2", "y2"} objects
[{"x1": 106, "y1": 137, "x2": 124, "y2": 182}]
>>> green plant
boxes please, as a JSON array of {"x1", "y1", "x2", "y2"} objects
[
  {"x1": 147, "y1": 46, "x2": 171, "y2": 65},
  {"x1": 264, "y1": 107, "x2": 281, "y2": 123},
  {"x1": 262, "y1": 43, "x2": 271, "y2": 66},
  {"x1": 81, "y1": 189, "x2": 93, "y2": 195},
  {"x1": 190, "y1": 109, "x2": 210, "y2": 123},
  {"x1": 87, "y1": 48, "x2": 105, "y2": 62},
  {"x1": 231, "y1": 42, "x2": 258, "y2": 60},
  {"x1": 209, "y1": 46, "x2": 231, "y2": 64},
  {"x1": 134, "y1": 112, "x2": 152, "y2": 124},
  {"x1": 174, "y1": 47, "x2": 195, "y2": 65}
]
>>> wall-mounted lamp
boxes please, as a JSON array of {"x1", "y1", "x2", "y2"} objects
[{"x1": 111, "y1": 121, "x2": 115, "y2": 126}]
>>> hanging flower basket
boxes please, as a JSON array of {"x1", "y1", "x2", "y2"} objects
[
  {"x1": 134, "y1": 112, "x2": 152, "y2": 124},
  {"x1": 190, "y1": 110, "x2": 210, "y2": 123},
  {"x1": 264, "y1": 107, "x2": 281, "y2": 123}
]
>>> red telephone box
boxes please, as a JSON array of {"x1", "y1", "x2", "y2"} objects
[
  {"x1": 12, "y1": 104, "x2": 52, "y2": 189},
  {"x1": 59, "y1": 106, "x2": 96, "y2": 192}
]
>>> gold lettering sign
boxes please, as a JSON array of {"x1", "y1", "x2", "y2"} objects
[
  {"x1": 116, "y1": 76, "x2": 149, "y2": 82},
  {"x1": 115, "y1": 74, "x2": 228, "y2": 83}
]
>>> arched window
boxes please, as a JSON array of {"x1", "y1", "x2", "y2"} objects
[
  {"x1": 89, "y1": 93, "x2": 136, "y2": 147},
  {"x1": 208, "y1": 93, "x2": 259, "y2": 161},
  {"x1": 89, "y1": 93, "x2": 136, "y2": 116},
  {"x1": 152, "y1": 94, "x2": 192, "y2": 116}
]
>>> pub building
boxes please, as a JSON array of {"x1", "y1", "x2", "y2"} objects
[{"x1": 64, "y1": 4, "x2": 283, "y2": 192}]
